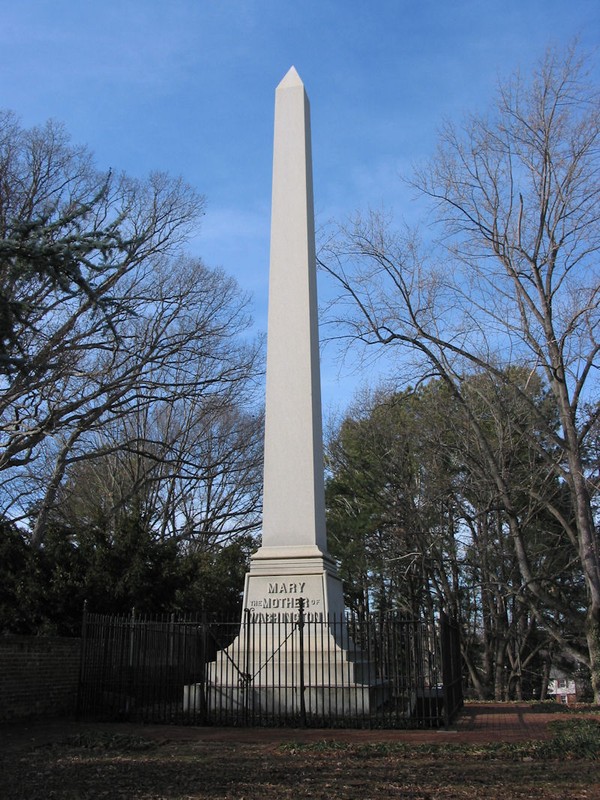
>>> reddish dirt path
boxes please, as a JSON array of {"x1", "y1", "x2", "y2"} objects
[{"x1": 2, "y1": 702, "x2": 592, "y2": 751}]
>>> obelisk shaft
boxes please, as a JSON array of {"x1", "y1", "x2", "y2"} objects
[{"x1": 260, "y1": 66, "x2": 327, "y2": 555}]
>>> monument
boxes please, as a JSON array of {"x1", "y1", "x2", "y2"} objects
[
  {"x1": 185, "y1": 68, "x2": 374, "y2": 718},
  {"x1": 244, "y1": 67, "x2": 345, "y2": 617}
]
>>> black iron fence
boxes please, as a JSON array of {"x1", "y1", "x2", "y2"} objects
[{"x1": 78, "y1": 604, "x2": 463, "y2": 728}]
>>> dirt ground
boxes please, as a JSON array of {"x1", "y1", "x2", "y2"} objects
[{"x1": 1, "y1": 704, "x2": 599, "y2": 800}]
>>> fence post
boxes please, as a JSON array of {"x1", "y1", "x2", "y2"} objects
[
  {"x1": 297, "y1": 597, "x2": 307, "y2": 726},
  {"x1": 243, "y1": 608, "x2": 252, "y2": 724},
  {"x1": 195, "y1": 613, "x2": 208, "y2": 722},
  {"x1": 76, "y1": 599, "x2": 88, "y2": 719},
  {"x1": 126, "y1": 608, "x2": 136, "y2": 718},
  {"x1": 440, "y1": 610, "x2": 463, "y2": 728},
  {"x1": 440, "y1": 611, "x2": 451, "y2": 728}
]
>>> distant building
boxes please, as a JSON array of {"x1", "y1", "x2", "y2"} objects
[{"x1": 547, "y1": 669, "x2": 579, "y2": 705}]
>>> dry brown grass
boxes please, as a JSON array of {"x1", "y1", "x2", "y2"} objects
[{"x1": 2, "y1": 720, "x2": 600, "y2": 799}]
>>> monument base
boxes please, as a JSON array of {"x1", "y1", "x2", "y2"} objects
[
  {"x1": 183, "y1": 547, "x2": 380, "y2": 719},
  {"x1": 184, "y1": 682, "x2": 388, "y2": 718}
]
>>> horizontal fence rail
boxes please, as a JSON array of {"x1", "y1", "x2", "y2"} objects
[{"x1": 78, "y1": 605, "x2": 463, "y2": 729}]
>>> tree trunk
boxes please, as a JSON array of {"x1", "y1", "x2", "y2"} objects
[
  {"x1": 586, "y1": 607, "x2": 600, "y2": 703},
  {"x1": 462, "y1": 647, "x2": 488, "y2": 700},
  {"x1": 539, "y1": 657, "x2": 551, "y2": 701}
]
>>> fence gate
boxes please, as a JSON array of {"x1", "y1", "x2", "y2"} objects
[{"x1": 78, "y1": 607, "x2": 463, "y2": 728}]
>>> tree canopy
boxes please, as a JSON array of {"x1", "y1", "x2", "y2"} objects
[
  {"x1": 323, "y1": 43, "x2": 599, "y2": 700},
  {"x1": 326, "y1": 375, "x2": 580, "y2": 700},
  {"x1": 0, "y1": 111, "x2": 264, "y2": 632}
]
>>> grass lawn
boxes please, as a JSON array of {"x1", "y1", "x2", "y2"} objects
[{"x1": 2, "y1": 717, "x2": 599, "y2": 799}]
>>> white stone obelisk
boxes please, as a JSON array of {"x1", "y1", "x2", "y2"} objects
[
  {"x1": 241, "y1": 66, "x2": 345, "y2": 617},
  {"x1": 262, "y1": 63, "x2": 327, "y2": 556},
  {"x1": 185, "y1": 70, "x2": 372, "y2": 717}
]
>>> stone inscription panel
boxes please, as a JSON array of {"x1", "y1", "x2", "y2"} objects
[{"x1": 245, "y1": 575, "x2": 324, "y2": 620}]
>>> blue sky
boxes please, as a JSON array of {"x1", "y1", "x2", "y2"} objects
[{"x1": 1, "y1": 0, "x2": 599, "y2": 413}]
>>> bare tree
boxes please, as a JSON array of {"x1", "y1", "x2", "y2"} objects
[
  {"x1": 1, "y1": 256, "x2": 262, "y2": 544},
  {"x1": 0, "y1": 113, "x2": 204, "y2": 465},
  {"x1": 51, "y1": 398, "x2": 263, "y2": 548},
  {"x1": 0, "y1": 113, "x2": 264, "y2": 551},
  {"x1": 0, "y1": 113, "x2": 203, "y2": 374},
  {"x1": 322, "y1": 44, "x2": 600, "y2": 699}
]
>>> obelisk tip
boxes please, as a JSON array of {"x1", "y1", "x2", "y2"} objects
[{"x1": 278, "y1": 66, "x2": 303, "y2": 89}]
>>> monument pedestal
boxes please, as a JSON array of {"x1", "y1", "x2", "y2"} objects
[
  {"x1": 185, "y1": 548, "x2": 379, "y2": 717},
  {"x1": 182, "y1": 548, "x2": 382, "y2": 719}
]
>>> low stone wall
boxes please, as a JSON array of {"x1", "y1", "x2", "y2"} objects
[{"x1": 0, "y1": 636, "x2": 81, "y2": 721}]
